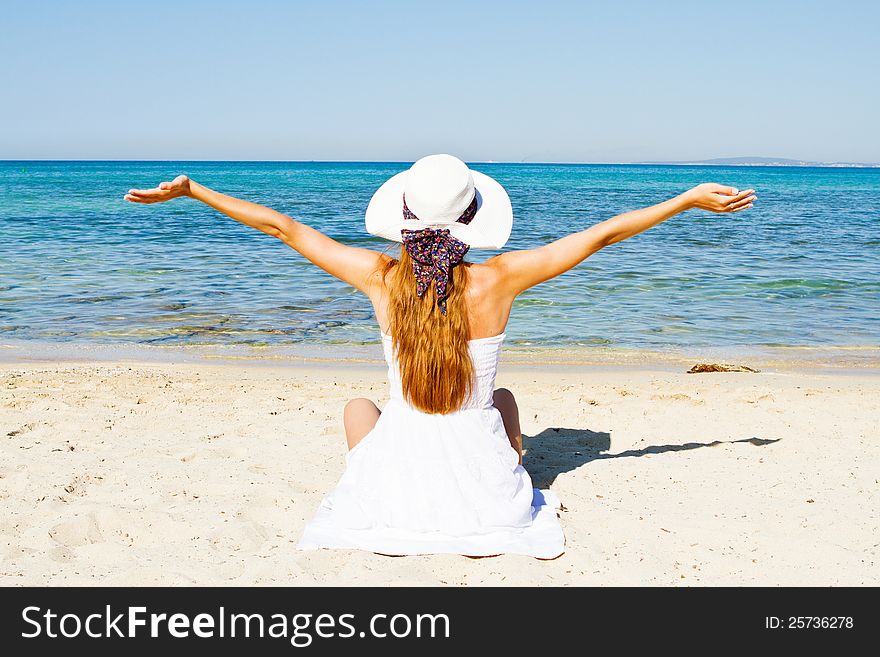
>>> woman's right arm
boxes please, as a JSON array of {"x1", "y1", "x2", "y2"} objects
[
  {"x1": 124, "y1": 176, "x2": 390, "y2": 295},
  {"x1": 485, "y1": 183, "x2": 756, "y2": 298}
]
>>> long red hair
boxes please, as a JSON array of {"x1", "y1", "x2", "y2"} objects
[{"x1": 379, "y1": 245, "x2": 474, "y2": 414}]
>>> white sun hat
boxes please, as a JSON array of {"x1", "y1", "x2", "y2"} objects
[{"x1": 365, "y1": 154, "x2": 513, "y2": 250}]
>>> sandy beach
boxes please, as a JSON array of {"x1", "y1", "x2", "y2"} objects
[{"x1": 1, "y1": 353, "x2": 878, "y2": 586}]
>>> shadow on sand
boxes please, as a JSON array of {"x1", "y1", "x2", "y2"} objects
[{"x1": 523, "y1": 427, "x2": 780, "y2": 488}]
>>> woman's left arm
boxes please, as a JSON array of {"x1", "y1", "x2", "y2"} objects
[{"x1": 125, "y1": 175, "x2": 390, "y2": 294}]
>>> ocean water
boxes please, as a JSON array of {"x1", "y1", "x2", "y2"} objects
[{"x1": 1, "y1": 161, "x2": 878, "y2": 352}]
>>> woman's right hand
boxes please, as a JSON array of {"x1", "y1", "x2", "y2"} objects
[
  {"x1": 684, "y1": 183, "x2": 756, "y2": 213},
  {"x1": 124, "y1": 175, "x2": 192, "y2": 204}
]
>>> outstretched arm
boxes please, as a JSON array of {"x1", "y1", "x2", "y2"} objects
[
  {"x1": 124, "y1": 176, "x2": 390, "y2": 294},
  {"x1": 486, "y1": 183, "x2": 756, "y2": 297}
]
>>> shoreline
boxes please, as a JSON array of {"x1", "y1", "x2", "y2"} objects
[{"x1": 3, "y1": 340, "x2": 880, "y2": 374}]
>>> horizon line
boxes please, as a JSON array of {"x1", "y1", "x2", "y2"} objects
[{"x1": 2, "y1": 158, "x2": 879, "y2": 169}]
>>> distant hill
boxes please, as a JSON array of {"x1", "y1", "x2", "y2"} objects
[{"x1": 639, "y1": 156, "x2": 880, "y2": 168}]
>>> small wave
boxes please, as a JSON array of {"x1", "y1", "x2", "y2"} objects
[
  {"x1": 68, "y1": 294, "x2": 131, "y2": 304},
  {"x1": 276, "y1": 305, "x2": 318, "y2": 312},
  {"x1": 745, "y1": 278, "x2": 853, "y2": 291}
]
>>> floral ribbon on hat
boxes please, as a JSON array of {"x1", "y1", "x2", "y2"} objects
[{"x1": 400, "y1": 193, "x2": 476, "y2": 315}]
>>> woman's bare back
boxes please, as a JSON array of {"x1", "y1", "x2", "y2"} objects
[{"x1": 370, "y1": 261, "x2": 514, "y2": 340}]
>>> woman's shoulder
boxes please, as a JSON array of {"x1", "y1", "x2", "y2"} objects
[{"x1": 463, "y1": 260, "x2": 503, "y2": 295}]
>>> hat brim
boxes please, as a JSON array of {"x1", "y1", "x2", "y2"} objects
[{"x1": 365, "y1": 169, "x2": 513, "y2": 250}]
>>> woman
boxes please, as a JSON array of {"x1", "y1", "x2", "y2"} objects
[{"x1": 125, "y1": 155, "x2": 756, "y2": 559}]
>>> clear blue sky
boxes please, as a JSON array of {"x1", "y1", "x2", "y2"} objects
[{"x1": 2, "y1": 0, "x2": 877, "y2": 162}]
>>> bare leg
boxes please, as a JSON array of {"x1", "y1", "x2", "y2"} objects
[
  {"x1": 493, "y1": 387, "x2": 523, "y2": 464},
  {"x1": 343, "y1": 397, "x2": 381, "y2": 451}
]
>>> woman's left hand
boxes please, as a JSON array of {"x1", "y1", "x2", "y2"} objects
[
  {"x1": 684, "y1": 183, "x2": 757, "y2": 213},
  {"x1": 124, "y1": 175, "x2": 192, "y2": 204}
]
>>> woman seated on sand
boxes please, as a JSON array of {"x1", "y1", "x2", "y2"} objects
[{"x1": 125, "y1": 155, "x2": 755, "y2": 558}]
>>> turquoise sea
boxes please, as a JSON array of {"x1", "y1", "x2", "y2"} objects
[{"x1": 1, "y1": 161, "x2": 878, "y2": 354}]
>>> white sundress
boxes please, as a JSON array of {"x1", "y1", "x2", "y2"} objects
[{"x1": 296, "y1": 330, "x2": 566, "y2": 559}]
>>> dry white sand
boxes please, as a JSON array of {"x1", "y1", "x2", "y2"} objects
[{"x1": 1, "y1": 357, "x2": 878, "y2": 585}]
